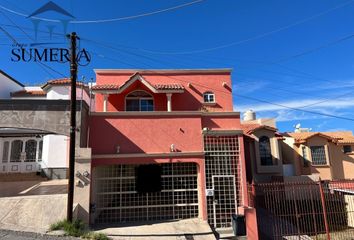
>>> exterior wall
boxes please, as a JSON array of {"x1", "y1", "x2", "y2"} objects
[
  {"x1": 42, "y1": 135, "x2": 68, "y2": 168},
  {"x1": 95, "y1": 70, "x2": 233, "y2": 112},
  {"x1": 46, "y1": 86, "x2": 90, "y2": 105},
  {"x1": 0, "y1": 72, "x2": 23, "y2": 99},
  {"x1": 282, "y1": 135, "x2": 354, "y2": 180},
  {"x1": 251, "y1": 129, "x2": 283, "y2": 179},
  {"x1": 329, "y1": 143, "x2": 354, "y2": 179},
  {"x1": 89, "y1": 114, "x2": 204, "y2": 155}
]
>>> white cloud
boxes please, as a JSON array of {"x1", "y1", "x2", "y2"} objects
[
  {"x1": 234, "y1": 97, "x2": 354, "y2": 113},
  {"x1": 234, "y1": 96, "x2": 354, "y2": 122}
]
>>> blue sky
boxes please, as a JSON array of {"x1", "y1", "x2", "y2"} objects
[{"x1": 1, "y1": 0, "x2": 354, "y2": 133}]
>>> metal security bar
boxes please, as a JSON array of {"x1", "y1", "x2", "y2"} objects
[
  {"x1": 250, "y1": 180, "x2": 354, "y2": 240},
  {"x1": 94, "y1": 163, "x2": 198, "y2": 224},
  {"x1": 203, "y1": 135, "x2": 242, "y2": 228}
]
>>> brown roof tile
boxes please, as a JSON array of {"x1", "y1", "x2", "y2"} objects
[
  {"x1": 241, "y1": 123, "x2": 277, "y2": 136},
  {"x1": 154, "y1": 84, "x2": 184, "y2": 90},
  {"x1": 91, "y1": 84, "x2": 120, "y2": 90},
  {"x1": 11, "y1": 90, "x2": 46, "y2": 97},
  {"x1": 286, "y1": 131, "x2": 354, "y2": 144}
]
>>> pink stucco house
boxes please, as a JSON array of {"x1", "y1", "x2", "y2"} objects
[{"x1": 87, "y1": 69, "x2": 247, "y2": 230}]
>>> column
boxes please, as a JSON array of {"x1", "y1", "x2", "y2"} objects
[
  {"x1": 166, "y1": 93, "x2": 172, "y2": 112},
  {"x1": 103, "y1": 94, "x2": 108, "y2": 112}
]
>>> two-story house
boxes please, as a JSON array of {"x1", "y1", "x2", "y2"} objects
[{"x1": 87, "y1": 69, "x2": 247, "y2": 229}]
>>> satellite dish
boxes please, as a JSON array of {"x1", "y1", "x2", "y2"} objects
[{"x1": 295, "y1": 123, "x2": 301, "y2": 129}]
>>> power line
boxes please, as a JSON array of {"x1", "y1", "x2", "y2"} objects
[
  {"x1": 123, "y1": 0, "x2": 354, "y2": 54},
  {"x1": 0, "y1": 10, "x2": 67, "y2": 78},
  {"x1": 87, "y1": 42, "x2": 354, "y2": 122},
  {"x1": 234, "y1": 94, "x2": 354, "y2": 122},
  {"x1": 0, "y1": 0, "x2": 204, "y2": 23}
]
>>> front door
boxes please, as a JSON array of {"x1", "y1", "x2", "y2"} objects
[{"x1": 212, "y1": 175, "x2": 237, "y2": 228}]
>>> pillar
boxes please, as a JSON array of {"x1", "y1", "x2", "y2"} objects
[
  {"x1": 166, "y1": 93, "x2": 172, "y2": 112},
  {"x1": 103, "y1": 94, "x2": 108, "y2": 112}
]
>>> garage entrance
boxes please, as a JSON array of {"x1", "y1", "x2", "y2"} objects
[{"x1": 93, "y1": 162, "x2": 199, "y2": 224}]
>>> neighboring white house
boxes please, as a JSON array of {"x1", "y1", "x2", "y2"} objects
[
  {"x1": 0, "y1": 70, "x2": 23, "y2": 98},
  {"x1": 0, "y1": 74, "x2": 92, "y2": 179}
]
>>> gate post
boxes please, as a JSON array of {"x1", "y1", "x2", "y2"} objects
[{"x1": 318, "y1": 180, "x2": 331, "y2": 240}]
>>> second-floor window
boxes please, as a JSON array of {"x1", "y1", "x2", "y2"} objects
[
  {"x1": 203, "y1": 92, "x2": 215, "y2": 103},
  {"x1": 126, "y1": 90, "x2": 154, "y2": 111},
  {"x1": 259, "y1": 136, "x2": 273, "y2": 166},
  {"x1": 310, "y1": 146, "x2": 327, "y2": 165}
]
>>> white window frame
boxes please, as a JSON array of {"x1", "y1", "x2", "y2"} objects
[
  {"x1": 203, "y1": 92, "x2": 216, "y2": 104},
  {"x1": 125, "y1": 90, "x2": 154, "y2": 112}
]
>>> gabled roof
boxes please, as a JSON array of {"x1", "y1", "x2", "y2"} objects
[
  {"x1": 92, "y1": 72, "x2": 184, "y2": 94},
  {"x1": 284, "y1": 131, "x2": 354, "y2": 144},
  {"x1": 0, "y1": 70, "x2": 24, "y2": 87},
  {"x1": 11, "y1": 90, "x2": 46, "y2": 97},
  {"x1": 241, "y1": 123, "x2": 278, "y2": 137},
  {"x1": 41, "y1": 78, "x2": 85, "y2": 90}
]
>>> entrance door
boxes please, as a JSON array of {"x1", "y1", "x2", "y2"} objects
[{"x1": 212, "y1": 175, "x2": 237, "y2": 228}]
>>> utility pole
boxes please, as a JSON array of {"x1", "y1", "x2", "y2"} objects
[{"x1": 67, "y1": 32, "x2": 78, "y2": 222}]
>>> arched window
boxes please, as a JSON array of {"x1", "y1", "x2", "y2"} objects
[
  {"x1": 125, "y1": 90, "x2": 154, "y2": 111},
  {"x1": 25, "y1": 140, "x2": 37, "y2": 162},
  {"x1": 2, "y1": 141, "x2": 9, "y2": 163},
  {"x1": 259, "y1": 136, "x2": 273, "y2": 165},
  {"x1": 203, "y1": 91, "x2": 215, "y2": 103},
  {"x1": 10, "y1": 140, "x2": 23, "y2": 162}
]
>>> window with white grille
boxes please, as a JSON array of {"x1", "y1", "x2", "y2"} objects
[{"x1": 310, "y1": 146, "x2": 327, "y2": 165}]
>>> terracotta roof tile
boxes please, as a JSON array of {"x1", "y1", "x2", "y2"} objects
[
  {"x1": 42, "y1": 78, "x2": 84, "y2": 89},
  {"x1": 11, "y1": 90, "x2": 46, "y2": 97},
  {"x1": 241, "y1": 123, "x2": 277, "y2": 136},
  {"x1": 154, "y1": 84, "x2": 184, "y2": 90},
  {"x1": 285, "y1": 131, "x2": 354, "y2": 144},
  {"x1": 91, "y1": 84, "x2": 120, "y2": 90}
]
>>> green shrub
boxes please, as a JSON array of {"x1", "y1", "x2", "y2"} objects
[
  {"x1": 82, "y1": 232, "x2": 110, "y2": 240},
  {"x1": 49, "y1": 219, "x2": 86, "y2": 237},
  {"x1": 49, "y1": 220, "x2": 109, "y2": 239}
]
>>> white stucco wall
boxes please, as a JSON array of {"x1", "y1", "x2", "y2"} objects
[
  {"x1": 46, "y1": 86, "x2": 90, "y2": 104},
  {"x1": 0, "y1": 73, "x2": 23, "y2": 99},
  {"x1": 41, "y1": 135, "x2": 68, "y2": 168}
]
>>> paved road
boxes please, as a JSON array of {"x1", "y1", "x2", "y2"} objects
[{"x1": 0, "y1": 229, "x2": 78, "y2": 240}]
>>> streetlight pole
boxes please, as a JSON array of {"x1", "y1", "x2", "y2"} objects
[{"x1": 67, "y1": 32, "x2": 78, "y2": 222}]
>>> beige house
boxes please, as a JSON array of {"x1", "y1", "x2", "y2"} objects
[
  {"x1": 242, "y1": 123, "x2": 284, "y2": 183},
  {"x1": 282, "y1": 131, "x2": 354, "y2": 180}
]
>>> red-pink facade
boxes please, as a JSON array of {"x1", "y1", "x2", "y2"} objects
[{"x1": 89, "y1": 69, "x2": 247, "y2": 229}]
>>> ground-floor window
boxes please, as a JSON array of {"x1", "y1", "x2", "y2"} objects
[{"x1": 2, "y1": 138, "x2": 43, "y2": 163}]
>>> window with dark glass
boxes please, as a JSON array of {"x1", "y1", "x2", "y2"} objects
[
  {"x1": 2, "y1": 141, "x2": 9, "y2": 163},
  {"x1": 310, "y1": 146, "x2": 327, "y2": 165},
  {"x1": 125, "y1": 90, "x2": 154, "y2": 111},
  {"x1": 203, "y1": 92, "x2": 215, "y2": 103},
  {"x1": 10, "y1": 140, "x2": 23, "y2": 162},
  {"x1": 259, "y1": 136, "x2": 273, "y2": 165},
  {"x1": 38, "y1": 140, "x2": 43, "y2": 162},
  {"x1": 25, "y1": 140, "x2": 37, "y2": 162},
  {"x1": 343, "y1": 145, "x2": 352, "y2": 154},
  {"x1": 302, "y1": 146, "x2": 309, "y2": 167}
]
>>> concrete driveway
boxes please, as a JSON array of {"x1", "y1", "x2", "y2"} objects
[
  {"x1": 95, "y1": 218, "x2": 216, "y2": 240},
  {"x1": 0, "y1": 180, "x2": 68, "y2": 233}
]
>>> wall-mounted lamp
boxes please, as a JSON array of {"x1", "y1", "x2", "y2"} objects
[{"x1": 116, "y1": 145, "x2": 120, "y2": 154}]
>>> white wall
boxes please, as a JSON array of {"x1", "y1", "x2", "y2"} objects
[
  {"x1": 46, "y1": 86, "x2": 91, "y2": 106},
  {"x1": 0, "y1": 73, "x2": 23, "y2": 99},
  {"x1": 42, "y1": 135, "x2": 68, "y2": 168}
]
